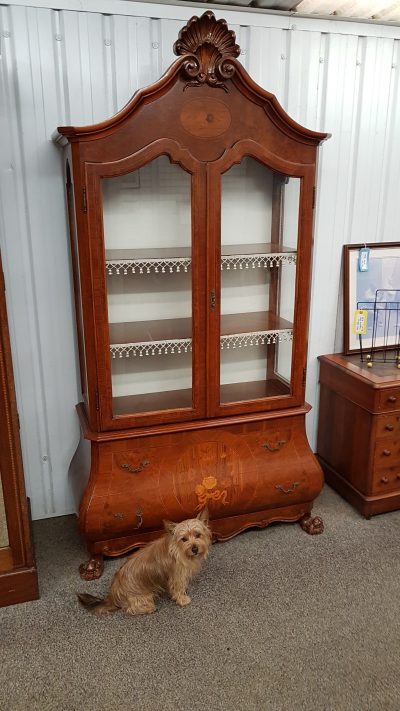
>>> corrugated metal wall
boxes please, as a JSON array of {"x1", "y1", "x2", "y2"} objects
[{"x1": 1, "y1": 0, "x2": 400, "y2": 519}]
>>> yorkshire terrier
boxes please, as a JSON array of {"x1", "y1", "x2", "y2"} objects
[{"x1": 78, "y1": 508, "x2": 211, "y2": 615}]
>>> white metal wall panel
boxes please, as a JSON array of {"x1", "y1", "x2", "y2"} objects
[
  {"x1": 306, "y1": 32, "x2": 361, "y2": 439},
  {"x1": 381, "y1": 39, "x2": 400, "y2": 242},
  {"x1": 0, "y1": 1, "x2": 400, "y2": 518}
]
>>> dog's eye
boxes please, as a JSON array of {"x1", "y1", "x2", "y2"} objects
[
  {"x1": 181, "y1": 536, "x2": 188, "y2": 542},
  {"x1": 194, "y1": 532, "x2": 201, "y2": 538}
]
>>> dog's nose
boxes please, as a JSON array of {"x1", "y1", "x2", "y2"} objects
[{"x1": 191, "y1": 545, "x2": 198, "y2": 555}]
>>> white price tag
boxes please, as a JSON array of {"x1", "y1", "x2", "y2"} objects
[{"x1": 358, "y1": 248, "x2": 370, "y2": 272}]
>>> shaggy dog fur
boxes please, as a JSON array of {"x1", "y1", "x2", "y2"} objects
[{"x1": 77, "y1": 509, "x2": 211, "y2": 615}]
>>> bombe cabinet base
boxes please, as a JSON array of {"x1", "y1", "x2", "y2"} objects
[{"x1": 76, "y1": 404, "x2": 323, "y2": 578}]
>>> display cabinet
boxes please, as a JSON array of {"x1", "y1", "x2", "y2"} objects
[
  {"x1": 54, "y1": 11, "x2": 329, "y2": 579},
  {"x1": 0, "y1": 252, "x2": 39, "y2": 605}
]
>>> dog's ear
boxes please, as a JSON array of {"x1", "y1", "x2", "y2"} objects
[
  {"x1": 197, "y1": 507, "x2": 209, "y2": 525},
  {"x1": 163, "y1": 520, "x2": 177, "y2": 535}
]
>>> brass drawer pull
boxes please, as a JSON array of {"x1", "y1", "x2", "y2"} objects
[
  {"x1": 385, "y1": 424, "x2": 394, "y2": 431},
  {"x1": 381, "y1": 476, "x2": 389, "y2": 484},
  {"x1": 383, "y1": 449, "x2": 391, "y2": 457},
  {"x1": 262, "y1": 439, "x2": 287, "y2": 452},
  {"x1": 387, "y1": 396, "x2": 397, "y2": 403},
  {"x1": 275, "y1": 482, "x2": 300, "y2": 494},
  {"x1": 134, "y1": 507, "x2": 143, "y2": 529},
  {"x1": 121, "y1": 459, "x2": 150, "y2": 474}
]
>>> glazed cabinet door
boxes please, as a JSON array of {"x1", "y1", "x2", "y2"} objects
[
  {"x1": 86, "y1": 144, "x2": 206, "y2": 429},
  {"x1": 207, "y1": 144, "x2": 315, "y2": 417}
]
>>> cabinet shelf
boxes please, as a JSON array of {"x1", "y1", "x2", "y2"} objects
[
  {"x1": 221, "y1": 243, "x2": 296, "y2": 271},
  {"x1": 105, "y1": 243, "x2": 296, "y2": 275},
  {"x1": 221, "y1": 379, "x2": 290, "y2": 403},
  {"x1": 112, "y1": 378, "x2": 290, "y2": 415},
  {"x1": 109, "y1": 311, "x2": 293, "y2": 358},
  {"x1": 113, "y1": 388, "x2": 193, "y2": 415},
  {"x1": 106, "y1": 247, "x2": 191, "y2": 275}
]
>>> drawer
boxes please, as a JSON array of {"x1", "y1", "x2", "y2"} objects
[
  {"x1": 375, "y1": 414, "x2": 400, "y2": 439},
  {"x1": 112, "y1": 450, "x2": 157, "y2": 489},
  {"x1": 372, "y1": 464, "x2": 400, "y2": 495},
  {"x1": 373, "y1": 438, "x2": 400, "y2": 469},
  {"x1": 239, "y1": 426, "x2": 322, "y2": 508},
  {"x1": 377, "y1": 388, "x2": 400, "y2": 412},
  {"x1": 97, "y1": 449, "x2": 165, "y2": 536}
]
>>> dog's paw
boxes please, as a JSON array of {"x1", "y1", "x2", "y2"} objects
[
  {"x1": 175, "y1": 594, "x2": 191, "y2": 607},
  {"x1": 126, "y1": 605, "x2": 156, "y2": 615}
]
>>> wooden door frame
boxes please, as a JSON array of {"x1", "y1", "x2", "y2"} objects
[
  {"x1": 206, "y1": 139, "x2": 316, "y2": 418},
  {"x1": 85, "y1": 139, "x2": 207, "y2": 431}
]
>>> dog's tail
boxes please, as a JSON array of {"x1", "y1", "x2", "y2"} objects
[{"x1": 77, "y1": 593, "x2": 118, "y2": 614}]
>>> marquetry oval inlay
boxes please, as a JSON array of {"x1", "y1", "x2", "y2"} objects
[{"x1": 180, "y1": 99, "x2": 231, "y2": 138}]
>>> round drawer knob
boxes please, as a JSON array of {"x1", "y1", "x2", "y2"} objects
[
  {"x1": 381, "y1": 476, "x2": 389, "y2": 484},
  {"x1": 385, "y1": 424, "x2": 394, "y2": 431},
  {"x1": 383, "y1": 449, "x2": 391, "y2": 456},
  {"x1": 388, "y1": 396, "x2": 397, "y2": 403}
]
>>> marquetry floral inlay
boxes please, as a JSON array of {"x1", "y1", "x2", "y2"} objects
[{"x1": 195, "y1": 476, "x2": 228, "y2": 509}]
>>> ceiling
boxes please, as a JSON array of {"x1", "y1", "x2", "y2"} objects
[{"x1": 173, "y1": 1, "x2": 400, "y2": 23}]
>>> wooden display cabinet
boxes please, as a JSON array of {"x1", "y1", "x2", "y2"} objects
[
  {"x1": 54, "y1": 12, "x2": 329, "y2": 579},
  {"x1": 0, "y1": 253, "x2": 39, "y2": 606}
]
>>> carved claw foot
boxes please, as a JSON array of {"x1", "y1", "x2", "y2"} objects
[
  {"x1": 299, "y1": 514, "x2": 324, "y2": 535},
  {"x1": 79, "y1": 554, "x2": 104, "y2": 581}
]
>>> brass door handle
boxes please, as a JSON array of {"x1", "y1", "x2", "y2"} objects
[
  {"x1": 120, "y1": 459, "x2": 150, "y2": 474},
  {"x1": 388, "y1": 396, "x2": 397, "y2": 403},
  {"x1": 275, "y1": 482, "x2": 299, "y2": 494},
  {"x1": 385, "y1": 424, "x2": 394, "y2": 431},
  {"x1": 262, "y1": 440, "x2": 287, "y2": 452}
]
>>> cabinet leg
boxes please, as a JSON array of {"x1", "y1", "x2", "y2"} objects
[
  {"x1": 299, "y1": 513, "x2": 324, "y2": 535},
  {"x1": 79, "y1": 554, "x2": 104, "y2": 581}
]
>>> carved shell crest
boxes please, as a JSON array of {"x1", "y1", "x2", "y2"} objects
[{"x1": 173, "y1": 11, "x2": 241, "y2": 92}]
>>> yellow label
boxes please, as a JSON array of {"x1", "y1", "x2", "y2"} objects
[{"x1": 353, "y1": 309, "x2": 368, "y2": 335}]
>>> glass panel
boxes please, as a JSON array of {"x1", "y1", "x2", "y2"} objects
[
  {"x1": 102, "y1": 156, "x2": 192, "y2": 415},
  {"x1": 220, "y1": 157, "x2": 300, "y2": 405}
]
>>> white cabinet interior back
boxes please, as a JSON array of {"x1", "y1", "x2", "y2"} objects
[{"x1": 1, "y1": 0, "x2": 400, "y2": 518}]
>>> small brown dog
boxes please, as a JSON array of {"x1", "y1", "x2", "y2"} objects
[{"x1": 78, "y1": 508, "x2": 211, "y2": 615}]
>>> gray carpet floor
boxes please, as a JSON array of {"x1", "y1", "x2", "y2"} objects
[{"x1": 1, "y1": 485, "x2": 400, "y2": 711}]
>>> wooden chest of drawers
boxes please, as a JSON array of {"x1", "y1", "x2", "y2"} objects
[{"x1": 317, "y1": 353, "x2": 400, "y2": 517}]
